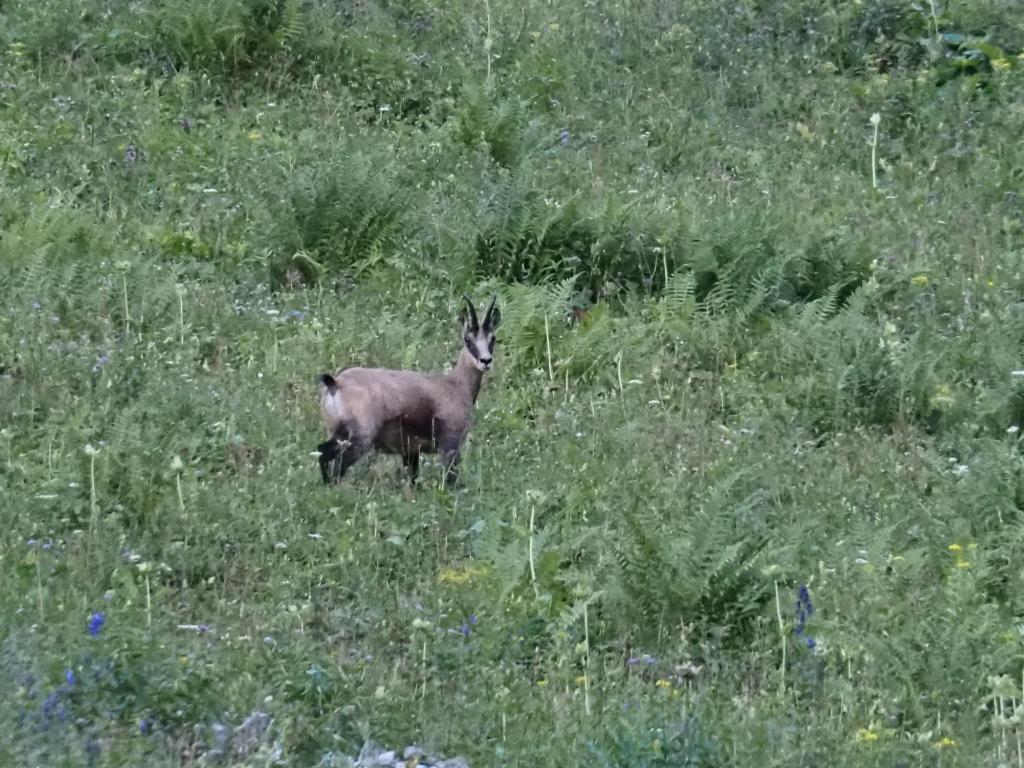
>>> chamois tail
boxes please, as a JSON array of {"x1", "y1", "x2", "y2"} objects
[{"x1": 318, "y1": 372, "x2": 347, "y2": 432}]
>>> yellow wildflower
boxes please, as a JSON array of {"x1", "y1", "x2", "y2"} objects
[
  {"x1": 655, "y1": 678, "x2": 672, "y2": 689},
  {"x1": 437, "y1": 563, "x2": 490, "y2": 585},
  {"x1": 936, "y1": 737, "x2": 956, "y2": 748},
  {"x1": 856, "y1": 728, "x2": 880, "y2": 742},
  {"x1": 992, "y1": 58, "x2": 1010, "y2": 72},
  {"x1": 955, "y1": 559, "x2": 972, "y2": 569},
  {"x1": 910, "y1": 274, "x2": 929, "y2": 287},
  {"x1": 247, "y1": 130, "x2": 263, "y2": 140},
  {"x1": 931, "y1": 384, "x2": 954, "y2": 408},
  {"x1": 947, "y1": 543, "x2": 963, "y2": 552},
  {"x1": 574, "y1": 675, "x2": 587, "y2": 686},
  {"x1": 549, "y1": 22, "x2": 560, "y2": 32}
]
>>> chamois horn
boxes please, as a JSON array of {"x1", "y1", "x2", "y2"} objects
[{"x1": 461, "y1": 294, "x2": 480, "y2": 328}]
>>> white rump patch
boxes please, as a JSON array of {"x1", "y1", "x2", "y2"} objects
[{"x1": 321, "y1": 388, "x2": 346, "y2": 425}]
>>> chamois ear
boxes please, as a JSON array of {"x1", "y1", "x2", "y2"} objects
[
  {"x1": 483, "y1": 294, "x2": 501, "y2": 330},
  {"x1": 319, "y1": 373, "x2": 337, "y2": 393},
  {"x1": 459, "y1": 294, "x2": 479, "y2": 330}
]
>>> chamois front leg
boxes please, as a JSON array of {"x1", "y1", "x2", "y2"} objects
[{"x1": 438, "y1": 432, "x2": 463, "y2": 489}]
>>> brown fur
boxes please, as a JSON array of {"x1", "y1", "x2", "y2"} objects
[{"x1": 317, "y1": 296, "x2": 499, "y2": 487}]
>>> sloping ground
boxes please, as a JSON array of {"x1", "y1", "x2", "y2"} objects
[{"x1": 1, "y1": 1, "x2": 1023, "y2": 765}]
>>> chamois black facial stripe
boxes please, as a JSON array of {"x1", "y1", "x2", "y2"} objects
[{"x1": 464, "y1": 335, "x2": 496, "y2": 362}]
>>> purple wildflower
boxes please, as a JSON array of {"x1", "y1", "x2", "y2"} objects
[
  {"x1": 794, "y1": 585, "x2": 816, "y2": 650},
  {"x1": 627, "y1": 653, "x2": 657, "y2": 666},
  {"x1": 559, "y1": 128, "x2": 571, "y2": 146},
  {"x1": 65, "y1": 669, "x2": 75, "y2": 686},
  {"x1": 42, "y1": 690, "x2": 62, "y2": 719},
  {"x1": 88, "y1": 611, "x2": 106, "y2": 637}
]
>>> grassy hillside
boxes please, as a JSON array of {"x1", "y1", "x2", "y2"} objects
[{"x1": 2, "y1": 0, "x2": 1024, "y2": 765}]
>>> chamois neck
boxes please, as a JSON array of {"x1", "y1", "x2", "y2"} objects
[{"x1": 452, "y1": 347, "x2": 485, "y2": 402}]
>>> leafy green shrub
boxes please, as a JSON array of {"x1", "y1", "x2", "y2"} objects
[
  {"x1": 0, "y1": 0, "x2": 112, "y2": 60},
  {"x1": 331, "y1": 25, "x2": 464, "y2": 125},
  {"x1": 588, "y1": 712, "x2": 723, "y2": 767}
]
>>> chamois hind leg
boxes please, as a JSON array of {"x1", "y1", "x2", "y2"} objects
[
  {"x1": 333, "y1": 437, "x2": 371, "y2": 482},
  {"x1": 318, "y1": 426, "x2": 353, "y2": 484},
  {"x1": 402, "y1": 451, "x2": 420, "y2": 484},
  {"x1": 318, "y1": 439, "x2": 341, "y2": 484}
]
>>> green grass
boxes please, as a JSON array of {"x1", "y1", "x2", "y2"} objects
[{"x1": 2, "y1": 0, "x2": 1024, "y2": 765}]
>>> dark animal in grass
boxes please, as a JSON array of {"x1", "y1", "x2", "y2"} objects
[{"x1": 316, "y1": 295, "x2": 501, "y2": 488}]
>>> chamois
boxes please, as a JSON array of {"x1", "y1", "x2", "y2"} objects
[{"x1": 316, "y1": 295, "x2": 501, "y2": 487}]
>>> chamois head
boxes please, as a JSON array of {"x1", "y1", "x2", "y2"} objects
[{"x1": 458, "y1": 294, "x2": 501, "y2": 372}]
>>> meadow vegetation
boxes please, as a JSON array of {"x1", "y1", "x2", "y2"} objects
[{"x1": 2, "y1": 0, "x2": 1024, "y2": 764}]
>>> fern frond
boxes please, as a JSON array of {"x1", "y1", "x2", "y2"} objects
[
  {"x1": 273, "y1": 0, "x2": 306, "y2": 48},
  {"x1": 661, "y1": 269, "x2": 696, "y2": 316}
]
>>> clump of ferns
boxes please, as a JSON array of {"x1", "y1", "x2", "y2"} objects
[
  {"x1": 611, "y1": 478, "x2": 771, "y2": 644},
  {"x1": 262, "y1": 154, "x2": 413, "y2": 287}
]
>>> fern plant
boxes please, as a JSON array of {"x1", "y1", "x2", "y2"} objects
[
  {"x1": 609, "y1": 470, "x2": 771, "y2": 644},
  {"x1": 146, "y1": 0, "x2": 307, "y2": 76},
  {"x1": 474, "y1": 172, "x2": 678, "y2": 297},
  {"x1": 453, "y1": 86, "x2": 541, "y2": 169},
  {"x1": 262, "y1": 152, "x2": 412, "y2": 286}
]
